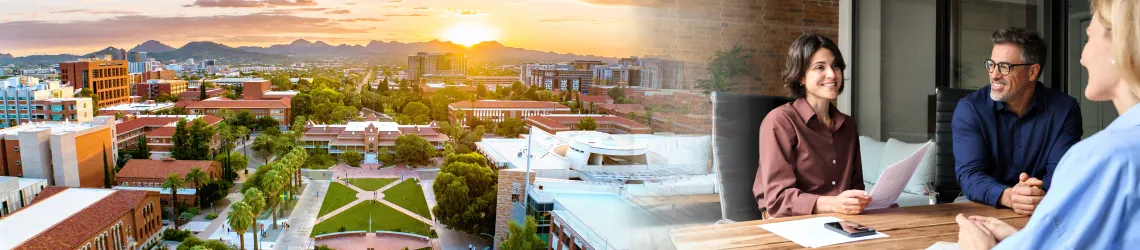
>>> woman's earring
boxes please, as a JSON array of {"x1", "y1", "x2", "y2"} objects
[{"x1": 1112, "y1": 60, "x2": 1117, "y2": 65}]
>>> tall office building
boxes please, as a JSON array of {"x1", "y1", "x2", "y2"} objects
[
  {"x1": 127, "y1": 52, "x2": 148, "y2": 63},
  {"x1": 407, "y1": 52, "x2": 467, "y2": 82},
  {"x1": 59, "y1": 59, "x2": 131, "y2": 107}
]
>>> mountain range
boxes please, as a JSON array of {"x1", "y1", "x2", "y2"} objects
[
  {"x1": 129, "y1": 40, "x2": 176, "y2": 53},
  {"x1": 1, "y1": 39, "x2": 615, "y2": 64}
]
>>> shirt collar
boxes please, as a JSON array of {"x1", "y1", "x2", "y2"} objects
[
  {"x1": 992, "y1": 81, "x2": 1048, "y2": 114},
  {"x1": 1107, "y1": 103, "x2": 1140, "y2": 130},
  {"x1": 792, "y1": 97, "x2": 846, "y2": 131}
]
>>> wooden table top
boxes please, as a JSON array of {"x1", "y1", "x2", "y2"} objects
[{"x1": 670, "y1": 202, "x2": 1029, "y2": 250}]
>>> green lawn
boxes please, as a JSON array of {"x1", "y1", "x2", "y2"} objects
[
  {"x1": 344, "y1": 178, "x2": 398, "y2": 192},
  {"x1": 318, "y1": 182, "x2": 358, "y2": 217},
  {"x1": 382, "y1": 179, "x2": 432, "y2": 219},
  {"x1": 310, "y1": 201, "x2": 433, "y2": 237}
]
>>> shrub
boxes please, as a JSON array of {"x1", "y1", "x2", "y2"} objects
[
  {"x1": 162, "y1": 228, "x2": 192, "y2": 241},
  {"x1": 315, "y1": 245, "x2": 336, "y2": 250},
  {"x1": 338, "y1": 226, "x2": 347, "y2": 232},
  {"x1": 176, "y1": 236, "x2": 236, "y2": 250},
  {"x1": 430, "y1": 230, "x2": 438, "y2": 238},
  {"x1": 178, "y1": 212, "x2": 194, "y2": 221},
  {"x1": 186, "y1": 207, "x2": 201, "y2": 215},
  {"x1": 205, "y1": 212, "x2": 218, "y2": 220}
]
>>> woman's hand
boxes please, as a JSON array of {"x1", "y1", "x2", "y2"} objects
[
  {"x1": 969, "y1": 215, "x2": 1018, "y2": 241},
  {"x1": 816, "y1": 190, "x2": 872, "y2": 214},
  {"x1": 956, "y1": 214, "x2": 997, "y2": 250}
]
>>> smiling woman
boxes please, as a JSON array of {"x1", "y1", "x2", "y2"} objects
[{"x1": 440, "y1": 21, "x2": 500, "y2": 46}]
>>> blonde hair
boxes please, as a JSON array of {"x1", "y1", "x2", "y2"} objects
[{"x1": 1093, "y1": 0, "x2": 1140, "y2": 97}]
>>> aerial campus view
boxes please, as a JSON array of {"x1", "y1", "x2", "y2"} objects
[{"x1": 0, "y1": 0, "x2": 747, "y2": 249}]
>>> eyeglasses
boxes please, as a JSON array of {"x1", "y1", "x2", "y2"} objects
[{"x1": 983, "y1": 59, "x2": 1035, "y2": 76}]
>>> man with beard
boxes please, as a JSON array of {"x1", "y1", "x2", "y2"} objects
[{"x1": 952, "y1": 28, "x2": 1082, "y2": 215}]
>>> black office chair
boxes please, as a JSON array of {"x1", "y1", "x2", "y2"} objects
[
  {"x1": 711, "y1": 92, "x2": 792, "y2": 223},
  {"x1": 929, "y1": 87, "x2": 974, "y2": 203}
]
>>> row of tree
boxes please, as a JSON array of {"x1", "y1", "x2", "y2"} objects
[{"x1": 230, "y1": 147, "x2": 307, "y2": 250}]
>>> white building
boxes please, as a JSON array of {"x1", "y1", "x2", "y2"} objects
[
  {"x1": 0, "y1": 176, "x2": 46, "y2": 217},
  {"x1": 0, "y1": 116, "x2": 116, "y2": 187},
  {"x1": 482, "y1": 129, "x2": 713, "y2": 249}
]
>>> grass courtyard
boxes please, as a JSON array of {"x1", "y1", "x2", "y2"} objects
[
  {"x1": 311, "y1": 202, "x2": 433, "y2": 236},
  {"x1": 382, "y1": 179, "x2": 432, "y2": 219},
  {"x1": 312, "y1": 178, "x2": 434, "y2": 237},
  {"x1": 344, "y1": 178, "x2": 398, "y2": 191},
  {"x1": 318, "y1": 182, "x2": 358, "y2": 217}
]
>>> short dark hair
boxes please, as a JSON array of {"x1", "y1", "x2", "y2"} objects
[
  {"x1": 781, "y1": 34, "x2": 846, "y2": 99},
  {"x1": 992, "y1": 27, "x2": 1047, "y2": 79}
]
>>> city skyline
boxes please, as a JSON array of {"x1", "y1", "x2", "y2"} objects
[{"x1": 0, "y1": 0, "x2": 651, "y2": 57}]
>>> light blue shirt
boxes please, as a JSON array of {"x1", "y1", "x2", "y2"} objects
[{"x1": 995, "y1": 104, "x2": 1140, "y2": 249}]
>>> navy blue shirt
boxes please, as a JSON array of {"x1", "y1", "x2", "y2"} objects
[{"x1": 951, "y1": 82, "x2": 1083, "y2": 207}]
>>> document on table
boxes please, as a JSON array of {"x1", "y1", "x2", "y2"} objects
[
  {"x1": 926, "y1": 241, "x2": 960, "y2": 250},
  {"x1": 866, "y1": 142, "x2": 932, "y2": 210},
  {"x1": 757, "y1": 216, "x2": 889, "y2": 248}
]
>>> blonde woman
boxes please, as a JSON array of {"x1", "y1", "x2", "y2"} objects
[{"x1": 956, "y1": 0, "x2": 1140, "y2": 249}]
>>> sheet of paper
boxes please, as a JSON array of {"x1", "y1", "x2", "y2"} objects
[
  {"x1": 925, "y1": 241, "x2": 959, "y2": 250},
  {"x1": 758, "y1": 216, "x2": 889, "y2": 248},
  {"x1": 867, "y1": 142, "x2": 931, "y2": 210}
]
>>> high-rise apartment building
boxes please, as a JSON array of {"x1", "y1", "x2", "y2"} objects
[
  {"x1": 0, "y1": 77, "x2": 95, "y2": 128},
  {"x1": 59, "y1": 59, "x2": 131, "y2": 107},
  {"x1": 407, "y1": 52, "x2": 467, "y2": 82}
]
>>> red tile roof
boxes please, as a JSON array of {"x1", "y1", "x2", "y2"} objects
[
  {"x1": 578, "y1": 95, "x2": 613, "y2": 104},
  {"x1": 186, "y1": 98, "x2": 289, "y2": 109},
  {"x1": 448, "y1": 100, "x2": 569, "y2": 109},
  {"x1": 115, "y1": 117, "x2": 180, "y2": 133},
  {"x1": 597, "y1": 104, "x2": 644, "y2": 114},
  {"x1": 116, "y1": 159, "x2": 218, "y2": 180},
  {"x1": 145, "y1": 127, "x2": 175, "y2": 137},
  {"x1": 14, "y1": 187, "x2": 151, "y2": 250}
]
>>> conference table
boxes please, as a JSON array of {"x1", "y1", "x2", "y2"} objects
[{"x1": 670, "y1": 202, "x2": 1030, "y2": 249}]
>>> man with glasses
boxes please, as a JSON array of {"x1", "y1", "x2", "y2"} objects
[{"x1": 951, "y1": 28, "x2": 1083, "y2": 215}]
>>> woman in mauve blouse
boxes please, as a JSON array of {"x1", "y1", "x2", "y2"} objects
[{"x1": 753, "y1": 34, "x2": 871, "y2": 218}]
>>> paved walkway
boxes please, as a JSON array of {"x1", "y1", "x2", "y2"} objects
[
  {"x1": 315, "y1": 179, "x2": 432, "y2": 224},
  {"x1": 273, "y1": 180, "x2": 329, "y2": 250},
  {"x1": 194, "y1": 192, "x2": 244, "y2": 241},
  {"x1": 329, "y1": 163, "x2": 422, "y2": 179},
  {"x1": 315, "y1": 232, "x2": 431, "y2": 250}
]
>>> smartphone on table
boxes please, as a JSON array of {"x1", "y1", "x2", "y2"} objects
[{"x1": 824, "y1": 221, "x2": 876, "y2": 237}]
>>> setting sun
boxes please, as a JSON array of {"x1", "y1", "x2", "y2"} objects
[{"x1": 440, "y1": 21, "x2": 500, "y2": 47}]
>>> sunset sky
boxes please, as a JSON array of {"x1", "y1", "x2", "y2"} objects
[{"x1": 0, "y1": 0, "x2": 650, "y2": 57}]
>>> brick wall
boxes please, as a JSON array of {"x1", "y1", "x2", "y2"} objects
[
  {"x1": 638, "y1": 0, "x2": 841, "y2": 95},
  {"x1": 493, "y1": 169, "x2": 536, "y2": 248}
]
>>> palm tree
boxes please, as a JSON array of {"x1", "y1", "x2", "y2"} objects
[
  {"x1": 252, "y1": 134, "x2": 277, "y2": 164},
  {"x1": 184, "y1": 167, "x2": 209, "y2": 208},
  {"x1": 260, "y1": 169, "x2": 285, "y2": 230},
  {"x1": 243, "y1": 188, "x2": 266, "y2": 250},
  {"x1": 227, "y1": 201, "x2": 254, "y2": 250},
  {"x1": 698, "y1": 45, "x2": 753, "y2": 93},
  {"x1": 162, "y1": 173, "x2": 186, "y2": 229}
]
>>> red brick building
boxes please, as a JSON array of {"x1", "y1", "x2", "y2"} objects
[
  {"x1": 59, "y1": 59, "x2": 131, "y2": 107},
  {"x1": 138, "y1": 70, "x2": 176, "y2": 82},
  {"x1": 178, "y1": 87, "x2": 226, "y2": 101},
  {"x1": 0, "y1": 187, "x2": 163, "y2": 250},
  {"x1": 135, "y1": 80, "x2": 187, "y2": 99},
  {"x1": 448, "y1": 100, "x2": 570, "y2": 126},
  {"x1": 526, "y1": 114, "x2": 651, "y2": 134},
  {"x1": 114, "y1": 159, "x2": 221, "y2": 206},
  {"x1": 186, "y1": 98, "x2": 291, "y2": 126}
]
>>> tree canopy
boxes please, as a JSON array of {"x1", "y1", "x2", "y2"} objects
[{"x1": 432, "y1": 153, "x2": 496, "y2": 237}]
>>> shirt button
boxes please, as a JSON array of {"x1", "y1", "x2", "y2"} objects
[
  {"x1": 832, "y1": 160, "x2": 836, "y2": 164},
  {"x1": 832, "y1": 181, "x2": 836, "y2": 185}
]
